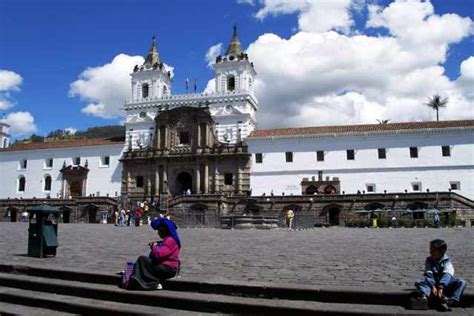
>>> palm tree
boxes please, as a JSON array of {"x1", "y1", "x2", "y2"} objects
[
  {"x1": 376, "y1": 119, "x2": 390, "y2": 124},
  {"x1": 426, "y1": 94, "x2": 448, "y2": 122}
]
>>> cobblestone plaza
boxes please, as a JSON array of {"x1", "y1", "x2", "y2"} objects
[{"x1": 1, "y1": 223, "x2": 472, "y2": 289}]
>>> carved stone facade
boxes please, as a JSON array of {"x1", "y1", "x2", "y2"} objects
[{"x1": 121, "y1": 107, "x2": 251, "y2": 207}]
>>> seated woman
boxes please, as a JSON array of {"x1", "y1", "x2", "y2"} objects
[{"x1": 127, "y1": 217, "x2": 181, "y2": 290}]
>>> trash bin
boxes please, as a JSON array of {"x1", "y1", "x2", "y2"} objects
[{"x1": 27, "y1": 204, "x2": 62, "y2": 258}]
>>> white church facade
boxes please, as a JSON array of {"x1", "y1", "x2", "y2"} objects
[{"x1": 0, "y1": 27, "x2": 473, "y2": 225}]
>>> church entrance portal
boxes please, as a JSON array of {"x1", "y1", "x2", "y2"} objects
[
  {"x1": 305, "y1": 185, "x2": 318, "y2": 195},
  {"x1": 70, "y1": 181, "x2": 82, "y2": 197},
  {"x1": 176, "y1": 172, "x2": 193, "y2": 195},
  {"x1": 9, "y1": 208, "x2": 18, "y2": 222},
  {"x1": 328, "y1": 208, "x2": 340, "y2": 226},
  {"x1": 87, "y1": 206, "x2": 98, "y2": 223}
]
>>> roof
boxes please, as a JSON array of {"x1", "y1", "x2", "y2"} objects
[
  {"x1": 144, "y1": 36, "x2": 160, "y2": 65},
  {"x1": 225, "y1": 25, "x2": 242, "y2": 56},
  {"x1": 248, "y1": 120, "x2": 474, "y2": 139},
  {"x1": 0, "y1": 137, "x2": 124, "y2": 152}
]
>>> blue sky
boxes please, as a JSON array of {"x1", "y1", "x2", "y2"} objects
[{"x1": 1, "y1": 0, "x2": 473, "y2": 138}]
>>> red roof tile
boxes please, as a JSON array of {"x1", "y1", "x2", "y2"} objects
[
  {"x1": 0, "y1": 138, "x2": 124, "y2": 152},
  {"x1": 248, "y1": 120, "x2": 474, "y2": 139}
]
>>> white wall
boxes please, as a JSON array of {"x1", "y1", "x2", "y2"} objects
[
  {"x1": 0, "y1": 144, "x2": 123, "y2": 198},
  {"x1": 247, "y1": 129, "x2": 474, "y2": 199}
]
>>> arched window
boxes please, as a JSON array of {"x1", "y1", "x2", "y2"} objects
[
  {"x1": 2, "y1": 138, "x2": 7, "y2": 148},
  {"x1": 227, "y1": 76, "x2": 235, "y2": 91},
  {"x1": 248, "y1": 78, "x2": 253, "y2": 90},
  {"x1": 162, "y1": 86, "x2": 168, "y2": 96},
  {"x1": 142, "y1": 83, "x2": 149, "y2": 98},
  {"x1": 44, "y1": 175, "x2": 52, "y2": 191},
  {"x1": 18, "y1": 176, "x2": 26, "y2": 192}
]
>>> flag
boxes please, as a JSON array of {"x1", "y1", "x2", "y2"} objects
[
  {"x1": 185, "y1": 78, "x2": 189, "y2": 90},
  {"x1": 194, "y1": 79, "x2": 197, "y2": 92}
]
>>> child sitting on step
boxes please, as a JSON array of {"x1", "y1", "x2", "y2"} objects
[{"x1": 415, "y1": 239, "x2": 467, "y2": 311}]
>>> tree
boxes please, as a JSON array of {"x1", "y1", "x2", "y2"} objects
[{"x1": 426, "y1": 94, "x2": 448, "y2": 122}]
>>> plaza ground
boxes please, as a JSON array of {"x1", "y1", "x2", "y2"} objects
[{"x1": 0, "y1": 223, "x2": 472, "y2": 289}]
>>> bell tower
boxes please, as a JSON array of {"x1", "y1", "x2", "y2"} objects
[
  {"x1": 130, "y1": 36, "x2": 172, "y2": 100},
  {"x1": 0, "y1": 118, "x2": 10, "y2": 149},
  {"x1": 213, "y1": 25, "x2": 257, "y2": 96},
  {"x1": 124, "y1": 37, "x2": 173, "y2": 151}
]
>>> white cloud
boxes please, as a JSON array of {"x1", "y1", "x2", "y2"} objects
[
  {"x1": 456, "y1": 56, "x2": 474, "y2": 100},
  {"x1": 0, "y1": 70, "x2": 22, "y2": 91},
  {"x1": 69, "y1": 54, "x2": 143, "y2": 119},
  {"x1": 4, "y1": 112, "x2": 37, "y2": 136},
  {"x1": 253, "y1": 0, "x2": 354, "y2": 34},
  {"x1": 206, "y1": 43, "x2": 223, "y2": 67},
  {"x1": 81, "y1": 103, "x2": 109, "y2": 118},
  {"x1": 69, "y1": 54, "x2": 174, "y2": 119},
  {"x1": 229, "y1": 0, "x2": 474, "y2": 128},
  {"x1": 0, "y1": 70, "x2": 23, "y2": 110},
  {"x1": 64, "y1": 127, "x2": 77, "y2": 135},
  {"x1": 204, "y1": 78, "x2": 216, "y2": 94},
  {"x1": 0, "y1": 99, "x2": 13, "y2": 110}
]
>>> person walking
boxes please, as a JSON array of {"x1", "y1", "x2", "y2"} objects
[{"x1": 286, "y1": 209, "x2": 294, "y2": 230}]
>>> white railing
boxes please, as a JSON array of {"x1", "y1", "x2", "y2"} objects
[{"x1": 125, "y1": 90, "x2": 251, "y2": 105}]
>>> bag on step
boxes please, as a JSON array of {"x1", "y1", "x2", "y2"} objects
[{"x1": 120, "y1": 260, "x2": 135, "y2": 288}]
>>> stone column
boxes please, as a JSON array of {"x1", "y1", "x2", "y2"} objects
[
  {"x1": 204, "y1": 163, "x2": 209, "y2": 193},
  {"x1": 155, "y1": 126, "x2": 160, "y2": 149},
  {"x1": 195, "y1": 165, "x2": 200, "y2": 194},
  {"x1": 147, "y1": 174, "x2": 152, "y2": 197},
  {"x1": 126, "y1": 169, "x2": 131, "y2": 195},
  {"x1": 205, "y1": 124, "x2": 209, "y2": 147},
  {"x1": 162, "y1": 165, "x2": 168, "y2": 194},
  {"x1": 213, "y1": 163, "x2": 218, "y2": 193},
  {"x1": 197, "y1": 124, "x2": 201, "y2": 148},
  {"x1": 155, "y1": 165, "x2": 160, "y2": 196}
]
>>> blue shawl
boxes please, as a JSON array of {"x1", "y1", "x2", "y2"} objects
[{"x1": 150, "y1": 218, "x2": 181, "y2": 249}]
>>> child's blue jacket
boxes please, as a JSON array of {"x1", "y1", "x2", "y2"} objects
[{"x1": 423, "y1": 254, "x2": 455, "y2": 289}]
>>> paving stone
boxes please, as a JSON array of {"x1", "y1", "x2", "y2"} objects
[{"x1": 0, "y1": 223, "x2": 472, "y2": 289}]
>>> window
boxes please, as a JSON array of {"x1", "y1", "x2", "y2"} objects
[
  {"x1": 255, "y1": 153, "x2": 263, "y2": 163},
  {"x1": 179, "y1": 131, "x2": 190, "y2": 144},
  {"x1": 450, "y1": 181, "x2": 460, "y2": 191},
  {"x1": 316, "y1": 151, "x2": 324, "y2": 162},
  {"x1": 442, "y1": 146, "x2": 451, "y2": 157},
  {"x1": 19, "y1": 159, "x2": 27, "y2": 170},
  {"x1": 410, "y1": 147, "x2": 418, "y2": 158},
  {"x1": 378, "y1": 148, "x2": 386, "y2": 159},
  {"x1": 412, "y1": 182, "x2": 422, "y2": 192},
  {"x1": 346, "y1": 149, "x2": 355, "y2": 160},
  {"x1": 73, "y1": 157, "x2": 81, "y2": 165},
  {"x1": 44, "y1": 175, "x2": 52, "y2": 191},
  {"x1": 45, "y1": 158, "x2": 53, "y2": 168},
  {"x1": 142, "y1": 83, "x2": 149, "y2": 98},
  {"x1": 136, "y1": 176, "x2": 144, "y2": 188},
  {"x1": 285, "y1": 152, "x2": 293, "y2": 163},
  {"x1": 227, "y1": 76, "x2": 235, "y2": 91},
  {"x1": 101, "y1": 156, "x2": 110, "y2": 167},
  {"x1": 366, "y1": 184, "x2": 376, "y2": 193},
  {"x1": 18, "y1": 176, "x2": 26, "y2": 192},
  {"x1": 224, "y1": 173, "x2": 233, "y2": 185}
]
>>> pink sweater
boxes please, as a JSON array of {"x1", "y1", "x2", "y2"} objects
[{"x1": 151, "y1": 236, "x2": 180, "y2": 269}]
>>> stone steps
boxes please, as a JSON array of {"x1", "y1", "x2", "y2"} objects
[
  {"x1": 0, "y1": 286, "x2": 210, "y2": 315},
  {"x1": 0, "y1": 264, "x2": 472, "y2": 315}
]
